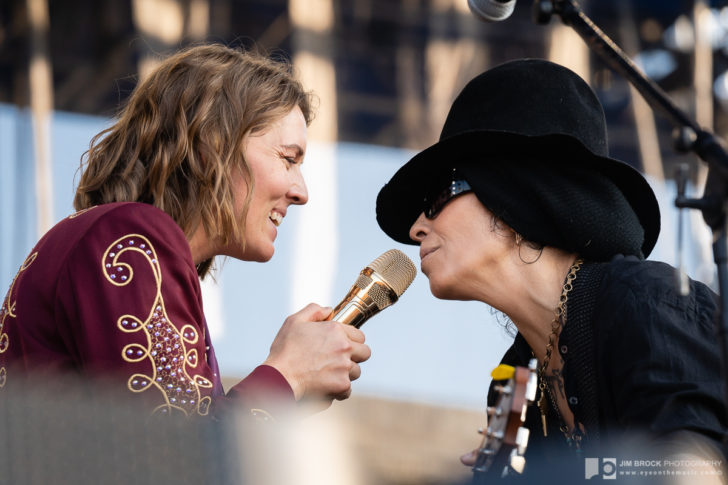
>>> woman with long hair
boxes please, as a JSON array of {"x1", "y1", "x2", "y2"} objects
[{"x1": 0, "y1": 43, "x2": 370, "y2": 420}]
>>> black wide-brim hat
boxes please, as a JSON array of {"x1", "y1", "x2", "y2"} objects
[{"x1": 376, "y1": 58, "x2": 661, "y2": 261}]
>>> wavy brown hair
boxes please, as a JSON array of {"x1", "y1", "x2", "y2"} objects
[{"x1": 74, "y1": 44, "x2": 314, "y2": 277}]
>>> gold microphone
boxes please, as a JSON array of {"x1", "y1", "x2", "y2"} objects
[{"x1": 326, "y1": 249, "x2": 417, "y2": 328}]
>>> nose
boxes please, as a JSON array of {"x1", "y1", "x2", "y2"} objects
[
  {"x1": 409, "y1": 212, "x2": 429, "y2": 243},
  {"x1": 288, "y1": 167, "x2": 308, "y2": 205}
]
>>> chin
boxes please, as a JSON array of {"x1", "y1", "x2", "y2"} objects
[
  {"x1": 428, "y1": 277, "x2": 459, "y2": 300},
  {"x1": 237, "y1": 242, "x2": 275, "y2": 262},
  {"x1": 250, "y1": 249, "x2": 274, "y2": 262}
]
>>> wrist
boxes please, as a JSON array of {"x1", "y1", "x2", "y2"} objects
[{"x1": 262, "y1": 358, "x2": 304, "y2": 401}]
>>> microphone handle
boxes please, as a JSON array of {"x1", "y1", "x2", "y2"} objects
[
  {"x1": 325, "y1": 268, "x2": 399, "y2": 328},
  {"x1": 326, "y1": 287, "x2": 379, "y2": 328}
]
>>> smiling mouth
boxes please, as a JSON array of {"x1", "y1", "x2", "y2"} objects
[{"x1": 269, "y1": 211, "x2": 283, "y2": 227}]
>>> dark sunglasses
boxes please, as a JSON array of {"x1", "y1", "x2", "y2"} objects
[{"x1": 423, "y1": 174, "x2": 472, "y2": 219}]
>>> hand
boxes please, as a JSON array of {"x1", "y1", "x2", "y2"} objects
[{"x1": 262, "y1": 303, "x2": 372, "y2": 405}]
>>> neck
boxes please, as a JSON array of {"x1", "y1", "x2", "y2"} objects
[
  {"x1": 498, "y1": 250, "x2": 580, "y2": 363},
  {"x1": 188, "y1": 224, "x2": 216, "y2": 266}
]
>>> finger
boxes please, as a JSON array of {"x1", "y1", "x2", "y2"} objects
[
  {"x1": 289, "y1": 303, "x2": 331, "y2": 322},
  {"x1": 460, "y1": 449, "x2": 478, "y2": 466},
  {"x1": 310, "y1": 305, "x2": 333, "y2": 321},
  {"x1": 351, "y1": 343, "x2": 372, "y2": 363},
  {"x1": 349, "y1": 362, "x2": 361, "y2": 381},
  {"x1": 334, "y1": 387, "x2": 352, "y2": 401},
  {"x1": 341, "y1": 324, "x2": 366, "y2": 343}
]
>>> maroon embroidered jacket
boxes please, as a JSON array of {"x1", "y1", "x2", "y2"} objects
[{"x1": 0, "y1": 202, "x2": 293, "y2": 417}]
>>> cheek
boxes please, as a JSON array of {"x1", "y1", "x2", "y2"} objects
[
  {"x1": 426, "y1": 236, "x2": 499, "y2": 299},
  {"x1": 258, "y1": 169, "x2": 291, "y2": 201}
]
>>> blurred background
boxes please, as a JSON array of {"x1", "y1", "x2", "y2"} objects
[{"x1": 1, "y1": 0, "x2": 727, "y2": 483}]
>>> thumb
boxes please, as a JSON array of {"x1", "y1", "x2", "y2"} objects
[
  {"x1": 290, "y1": 303, "x2": 333, "y2": 322},
  {"x1": 460, "y1": 449, "x2": 478, "y2": 466}
]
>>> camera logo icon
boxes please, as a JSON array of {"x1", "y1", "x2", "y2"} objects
[{"x1": 585, "y1": 457, "x2": 617, "y2": 479}]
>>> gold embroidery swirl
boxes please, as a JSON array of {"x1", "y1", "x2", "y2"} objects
[
  {"x1": 0, "y1": 252, "x2": 38, "y2": 388},
  {"x1": 104, "y1": 234, "x2": 210, "y2": 416}
]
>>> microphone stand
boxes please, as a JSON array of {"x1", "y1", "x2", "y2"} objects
[{"x1": 532, "y1": 0, "x2": 728, "y2": 423}]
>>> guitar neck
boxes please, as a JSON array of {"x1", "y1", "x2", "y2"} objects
[{"x1": 471, "y1": 359, "x2": 538, "y2": 480}]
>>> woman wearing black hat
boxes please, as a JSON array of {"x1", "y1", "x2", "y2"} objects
[{"x1": 377, "y1": 59, "x2": 726, "y2": 479}]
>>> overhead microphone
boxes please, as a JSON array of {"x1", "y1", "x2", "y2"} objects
[
  {"x1": 467, "y1": 0, "x2": 516, "y2": 22},
  {"x1": 326, "y1": 249, "x2": 417, "y2": 328}
]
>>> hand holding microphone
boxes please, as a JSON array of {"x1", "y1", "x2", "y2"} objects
[{"x1": 264, "y1": 249, "x2": 416, "y2": 406}]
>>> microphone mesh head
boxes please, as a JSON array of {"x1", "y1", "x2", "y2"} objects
[
  {"x1": 356, "y1": 273, "x2": 394, "y2": 310},
  {"x1": 367, "y1": 249, "x2": 417, "y2": 298}
]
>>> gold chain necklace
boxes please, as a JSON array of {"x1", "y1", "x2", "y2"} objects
[{"x1": 536, "y1": 258, "x2": 583, "y2": 441}]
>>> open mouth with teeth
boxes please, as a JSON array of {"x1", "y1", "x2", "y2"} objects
[{"x1": 269, "y1": 211, "x2": 283, "y2": 227}]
